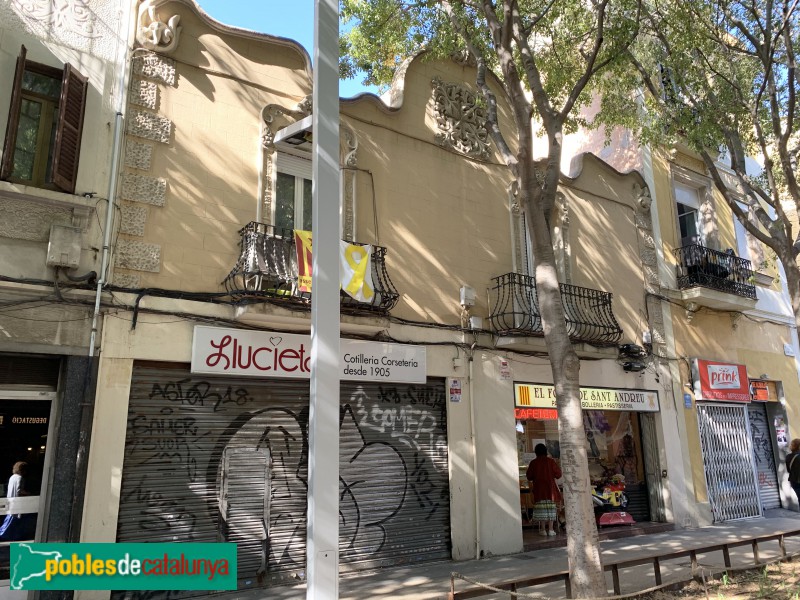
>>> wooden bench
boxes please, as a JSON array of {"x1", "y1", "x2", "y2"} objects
[{"x1": 448, "y1": 528, "x2": 800, "y2": 599}]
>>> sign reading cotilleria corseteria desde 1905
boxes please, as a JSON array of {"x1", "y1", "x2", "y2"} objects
[
  {"x1": 9, "y1": 543, "x2": 236, "y2": 590},
  {"x1": 191, "y1": 326, "x2": 426, "y2": 383}
]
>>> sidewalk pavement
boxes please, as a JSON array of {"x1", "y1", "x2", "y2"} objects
[{"x1": 230, "y1": 509, "x2": 800, "y2": 600}]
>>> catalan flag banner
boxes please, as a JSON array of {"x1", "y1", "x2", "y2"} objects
[
  {"x1": 340, "y1": 241, "x2": 375, "y2": 303},
  {"x1": 294, "y1": 229, "x2": 313, "y2": 292}
]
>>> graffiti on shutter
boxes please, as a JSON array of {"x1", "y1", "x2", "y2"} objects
[{"x1": 115, "y1": 366, "x2": 450, "y2": 598}]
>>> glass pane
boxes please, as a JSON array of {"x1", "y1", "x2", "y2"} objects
[
  {"x1": 45, "y1": 109, "x2": 57, "y2": 183},
  {"x1": 677, "y1": 203, "x2": 698, "y2": 240},
  {"x1": 302, "y1": 177, "x2": 313, "y2": 231},
  {"x1": 11, "y1": 98, "x2": 42, "y2": 181},
  {"x1": 22, "y1": 70, "x2": 61, "y2": 98},
  {"x1": 275, "y1": 172, "x2": 296, "y2": 231}
]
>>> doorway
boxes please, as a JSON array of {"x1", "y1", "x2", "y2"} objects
[{"x1": 0, "y1": 398, "x2": 52, "y2": 582}]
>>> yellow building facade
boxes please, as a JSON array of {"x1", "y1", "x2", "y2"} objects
[{"x1": 4, "y1": 0, "x2": 790, "y2": 596}]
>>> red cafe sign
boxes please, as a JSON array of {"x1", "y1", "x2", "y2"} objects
[{"x1": 691, "y1": 358, "x2": 750, "y2": 402}]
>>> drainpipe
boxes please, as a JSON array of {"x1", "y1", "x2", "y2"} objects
[
  {"x1": 89, "y1": 15, "x2": 131, "y2": 358},
  {"x1": 468, "y1": 342, "x2": 481, "y2": 559}
]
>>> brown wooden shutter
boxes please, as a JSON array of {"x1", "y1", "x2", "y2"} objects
[
  {"x1": 1, "y1": 45, "x2": 27, "y2": 180},
  {"x1": 52, "y1": 63, "x2": 87, "y2": 193}
]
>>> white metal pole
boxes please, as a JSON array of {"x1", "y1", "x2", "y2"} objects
[{"x1": 307, "y1": 0, "x2": 340, "y2": 598}]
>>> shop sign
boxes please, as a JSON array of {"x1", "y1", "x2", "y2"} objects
[
  {"x1": 514, "y1": 407, "x2": 558, "y2": 420},
  {"x1": 691, "y1": 359, "x2": 750, "y2": 402},
  {"x1": 514, "y1": 383, "x2": 659, "y2": 412},
  {"x1": 191, "y1": 326, "x2": 426, "y2": 383},
  {"x1": 750, "y1": 380, "x2": 770, "y2": 402}
]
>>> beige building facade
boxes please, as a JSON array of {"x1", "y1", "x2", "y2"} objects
[
  {"x1": 564, "y1": 109, "x2": 800, "y2": 527},
  {"x1": 0, "y1": 0, "x2": 132, "y2": 592},
  {"x1": 0, "y1": 0, "x2": 755, "y2": 597},
  {"x1": 71, "y1": 2, "x2": 685, "y2": 597}
]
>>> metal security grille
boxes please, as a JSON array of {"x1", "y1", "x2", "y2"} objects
[
  {"x1": 115, "y1": 364, "x2": 450, "y2": 596},
  {"x1": 748, "y1": 403, "x2": 781, "y2": 509},
  {"x1": 697, "y1": 403, "x2": 761, "y2": 522}
]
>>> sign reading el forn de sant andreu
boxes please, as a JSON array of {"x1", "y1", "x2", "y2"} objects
[
  {"x1": 191, "y1": 326, "x2": 426, "y2": 384},
  {"x1": 514, "y1": 383, "x2": 660, "y2": 412},
  {"x1": 691, "y1": 358, "x2": 751, "y2": 402}
]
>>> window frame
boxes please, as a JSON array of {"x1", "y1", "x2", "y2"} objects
[
  {"x1": 671, "y1": 165, "x2": 715, "y2": 249},
  {"x1": 1, "y1": 45, "x2": 88, "y2": 194},
  {"x1": 274, "y1": 152, "x2": 313, "y2": 232}
]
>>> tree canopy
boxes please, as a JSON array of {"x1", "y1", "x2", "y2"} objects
[{"x1": 625, "y1": 0, "x2": 800, "y2": 319}]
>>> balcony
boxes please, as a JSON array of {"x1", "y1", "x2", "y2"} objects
[
  {"x1": 673, "y1": 244, "x2": 757, "y2": 311},
  {"x1": 489, "y1": 272, "x2": 623, "y2": 349},
  {"x1": 223, "y1": 222, "x2": 399, "y2": 317}
]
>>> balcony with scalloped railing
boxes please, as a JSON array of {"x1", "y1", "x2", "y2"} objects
[
  {"x1": 489, "y1": 272, "x2": 623, "y2": 354},
  {"x1": 223, "y1": 222, "x2": 399, "y2": 328}
]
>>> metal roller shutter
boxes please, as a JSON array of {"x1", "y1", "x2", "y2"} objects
[
  {"x1": 747, "y1": 402, "x2": 781, "y2": 509},
  {"x1": 115, "y1": 363, "x2": 450, "y2": 595}
]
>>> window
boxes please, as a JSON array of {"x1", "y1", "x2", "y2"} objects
[
  {"x1": 1, "y1": 46, "x2": 88, "y2": 193},
  {"x1": 674, "y1": 181, "x2": 702, "y2": 246},
  {"x1": 274, "y1": 153, "x2": 312, "y2": 231}
]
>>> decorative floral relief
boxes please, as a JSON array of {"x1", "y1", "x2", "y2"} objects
[
  {"x1": 431, "y1": 76, "x2": 490, "y2": 160},
  {"x1": 10, "y1": 0, "x2": 98, "y2": 38}
]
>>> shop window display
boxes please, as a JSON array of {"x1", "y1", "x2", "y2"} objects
[{"x1": 517, "y1": 410, "x2": 650, "y2": 526}]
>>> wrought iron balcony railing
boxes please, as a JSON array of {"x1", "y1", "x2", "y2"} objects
[
  {"x1": 674, "y1": 244, "x2": 756, "y2": 300},
  {"x1": 223, "y1": 221, "x2": 399, "y2": 314},
  {"x1": 489, "y1": 272, "x2": 623, "y2": 345}
]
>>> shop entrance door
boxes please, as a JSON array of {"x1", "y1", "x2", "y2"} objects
[
  {"x1": 0, "y1": 397, "x2": 52, "y2": 583},
  {"x1": 747, "y1": 403, "x2": 781, "y2": 509},
  {"x1": 697, "y1": 403, "x2": 761, "y2": 522}
]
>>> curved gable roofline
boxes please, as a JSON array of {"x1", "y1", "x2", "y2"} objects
[
  {"x1": 563, "y1": 152, "x2": 647, "y2": 188},
  {"x1": 341, "y1": 51, "x2": 421, "y2": 113},
  {"x1": 341, "y1": 50, "x2": 509, "y2": 113},
  {"x1": 166, "y1": 0, "x2": 313, "y2": 80}
]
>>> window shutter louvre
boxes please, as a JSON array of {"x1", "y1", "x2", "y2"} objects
[
  {"x1": 52, "y1": 63, "x2": 87, "y2": 193},
  {"x1": 1, "y1": 45, "x2": 27, "y2": 180}
]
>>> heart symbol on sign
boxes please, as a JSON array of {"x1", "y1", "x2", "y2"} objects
[{"x1": 269, "y1": 337, "x2": 282, "y2": 347}]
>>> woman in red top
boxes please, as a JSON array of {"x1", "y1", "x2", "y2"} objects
[{"x1": 526, "y1": 443, "x2": 562, "y2": 536}]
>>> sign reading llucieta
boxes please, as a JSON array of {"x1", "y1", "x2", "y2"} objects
[
  {"x1": 191, "y1": 326, "x2": 426, "y2": 383},
  {"x1": 515, "y1": 383, "x2": 660, "y2": 412}
]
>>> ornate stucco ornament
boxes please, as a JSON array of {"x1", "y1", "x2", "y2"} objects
[
  {"x1": 633, "y1": 182, "x2": 652, "y2": 214},
  {"x1": 136, "y1": 0, "x2": 181, "y2": 54},
  {"x1": 10, "y1": 0, "x2": 98, "y2": 38},
  {"x1": 431, "y1": 76, "x2": 490, "y2": 160},
  {"x1": 261, "y1": 95, "x2": 313, "y2": 149}
]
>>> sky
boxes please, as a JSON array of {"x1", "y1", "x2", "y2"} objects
[{"x1": 195, "y1": 0, "x2": 379, "y2": 98}]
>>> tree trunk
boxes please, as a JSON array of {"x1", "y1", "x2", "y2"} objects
[
  {"x1": 519, "y1": 161, "x2": 606, "y2": 597},
  {"x1": 782, "y1": 253, "x2": 800, "y2": 334}
]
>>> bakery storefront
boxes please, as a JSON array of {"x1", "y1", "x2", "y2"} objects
[
  {"x1": 514, "y1": 383, "x2": 663, "y2": 527},
  {"x1": 112, "y1": 326, "x2": 451, "y2": 593}
]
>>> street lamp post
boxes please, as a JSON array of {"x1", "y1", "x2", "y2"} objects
[{"x1": 307, "y1": 0, "x2": 340, "y2": 599}]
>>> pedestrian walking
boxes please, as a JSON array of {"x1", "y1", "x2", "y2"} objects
[{"x1": 787, "y1": 438, "x2": 800, "y2": 503}]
